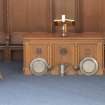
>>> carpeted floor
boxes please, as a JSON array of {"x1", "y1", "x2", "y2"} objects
[{"x1": 0, "y1": 61, "x2": 105, "y2": 105}]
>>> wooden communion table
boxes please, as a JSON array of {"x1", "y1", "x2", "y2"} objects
[{"x1": 23, "y1": 32, "x2": 105, "y2": 76}]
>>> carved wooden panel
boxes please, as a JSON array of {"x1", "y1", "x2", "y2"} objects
[
  {"x1": 30, "y1": 44, "x2": 50, "y2": 62},
  {"x1": 77, "y1": 42, "x2": 104, "y2": 75},
  {"x1": 77, "y1": 44, "x2": 97, "y2": 61},
  {"x1": 23, "y1": 40, "x2": 51, "y2": 75},
  {"x1": 52, "y1": 44, "x2": 76, "y2": 75}
]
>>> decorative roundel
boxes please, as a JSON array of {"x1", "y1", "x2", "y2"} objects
[
  {"x1": 30, "y1": 58, "x2": 48, "y2": 76},
  {"x1": 80, "y1": 57, "x2": 99, "y2": 76}
]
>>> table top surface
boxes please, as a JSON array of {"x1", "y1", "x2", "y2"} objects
[{"x1": 23, "y1": 32, "x2": 105, "y2": 40}]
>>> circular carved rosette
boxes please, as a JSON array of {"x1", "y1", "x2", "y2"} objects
[{"x1": 59, "y1": 48, "x2": 68, "y2": 56}]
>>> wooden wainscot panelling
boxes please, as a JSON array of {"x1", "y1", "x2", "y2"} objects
[
  {"x1": 7, "y1": 0, "x2": 50, "y2": 32},
  {"x1": 80, "y1": 0, "x2": 100, "y2": 32},
  {"x1": 101, "y1": 0, "x2": 105, "y2": 32},
  {"x1": 7, "y1": 0, "x2": 29, "y2": 32},
  {"x1": 3, "y1": 0, "x2": 105, "y2": 33},
  {"x1": 1, "y1": 0, "x2": 105, "y2": 33},
  {"x1": 28, "y1": 0, "x2": 50, "y2": 32},
  {"x1": 0, "y1": 0, "x2": 4, "y2": 32}
]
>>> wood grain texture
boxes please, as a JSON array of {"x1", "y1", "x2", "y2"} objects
[
  {"x1": 0, "y1": 0, "x2": 4, "y2": 32},
  {"x1": 101, "y1": 0, "x2": 105, "y2": 32},
  {"x1": 0, "y1": 32, "x2": 6, "y2": 42},
  {"x1": 52, "y1": 0, "x2": 75, "y2": 18},
  {"x1": 80, "y1": 0, "x2": 99, "y2": 32},
  {"x1": 7, "y1": 0, "x2": 50, "y2": 32},
  {"x1": 1, "y1": 0, "x2": 105, "y2": 33},
  {"x1": 23, "y1": 33, "x2": 104, "y2": 75}
]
